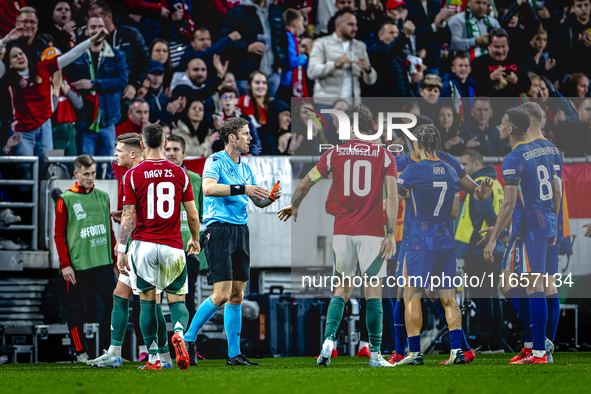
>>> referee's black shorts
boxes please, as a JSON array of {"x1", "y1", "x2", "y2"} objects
[{"x1": 202, "y1": 222, "x2": 250, "y2": 285}]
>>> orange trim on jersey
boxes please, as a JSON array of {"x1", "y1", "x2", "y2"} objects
[
  {"x1": 410, "y1": 152, "x2": 420, "y2": 162},
  {"x1": 524, "y1": 246, "x2": 531, "y2": 273},
  {"x1": 532, "y1": 137, "x2": 548, "y2": 142},
  {"x1": 403, "y1": 256, "x2": 408, "y2": 282},
  {"x1": 422, "y1": 157, "x2": 441, "y2": 161},
  {"x1": 512, "y1": 140, "x2": 531, "y2": 150},
  {"x1": 562, "y1": 178, "x2": 571, "y2": 238},
  {"x1": 395, "y1": 200, "x2": 405, "y2": 243}
]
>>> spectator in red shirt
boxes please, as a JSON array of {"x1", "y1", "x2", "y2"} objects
[
  {"x1": 0, "y1": 25, "x2": 107, "y2": 160},
  {"x1": 238, "y1": 71, "x2": 270, "y2": 128},
  {"x1": 116, "y1": 98, "x2": 151, "y2": 138}
]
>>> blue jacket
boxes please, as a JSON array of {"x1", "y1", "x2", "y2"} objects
[
  {"x1": 67, "y1": 43, "x2": 129, "y2": 128},
  {"x1": 280, "y1": 31, "x2": 308, "y2": 87},
  {"x1": 460, "y1": 119, "x2": 508, "y2": 157},
  {"x1": 440, "y1": 72, "x2": 477, "y2": 99},
  {"x1": 367, "y1": 36, "x2": 412, "y2": 97},
  {"x1": 144, "y1": 87, "x2": 174, "y2": 124},
  {"x1": 221, "y1": 3, "x2": 289, "y2": 80},
  {"x1": 178, "y1": 36, "x2": 232, "y2": 73}
]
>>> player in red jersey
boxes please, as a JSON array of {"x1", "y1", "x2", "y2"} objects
[
  {"x1": 117, "y1": 124, "x2": 201, "y2": 371},
  {"x1": 278, "y1": 104, "x2": 399, "y2": 367}
]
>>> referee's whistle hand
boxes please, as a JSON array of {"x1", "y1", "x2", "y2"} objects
[{"x1": 246, "y1": 185, "x2": 270, "y2": 200}]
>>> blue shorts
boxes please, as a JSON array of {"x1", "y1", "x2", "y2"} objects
[
  {"x1": 404, "y1": 249, "x2": 456, "y2": 289},
  {"x1": 502, "y1": 238, "x2": 553, "y2": 274},
  {"x1": 395, "y1": 242, "x2": 407, "y2": 278},
  {"x1": 546, "y1": 241, "x2": 560, "y2": 276},
  {"x1": 501, "y1": 238, "x2": 520, "y2": 273}
]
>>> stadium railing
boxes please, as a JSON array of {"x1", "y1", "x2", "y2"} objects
[{"x1": 0, "y1": 156, "x2": 39, "y2": 254}]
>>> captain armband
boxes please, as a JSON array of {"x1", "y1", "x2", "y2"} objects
[
  {"x1": 504, "y1": 178, "x2": 520, "y2": 186},
  {"x1": 307, "y1": 166, "x2": 323, "y2": 183}
]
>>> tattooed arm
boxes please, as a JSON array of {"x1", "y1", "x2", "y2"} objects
[
  {"x1": 277, "y1": 173, "x2": 317, "y2": 223},
  {"x1": 116, "y1": 205, "x2": 136, "y2": 274}
]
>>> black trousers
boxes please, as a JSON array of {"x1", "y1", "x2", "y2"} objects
[
  {"x1": 464, "y1": 254, "x2": 503, "y2": 346},
  {"x1": 65, "y1": 264, "x2": 116, "y2": 357},
  {"x1": 186, "y1": 254, "x2": 201, "y2": 323}
]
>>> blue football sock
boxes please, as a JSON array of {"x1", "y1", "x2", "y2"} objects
[
  {"x1": 529, "y1": 292, "x2": 548, "y2": 352},
  {"x1": 546, "y1": 293, "x2": 560, "y2": 343},
  {"x1": 460, "y1": 328, "x2": 470, "y2": 351},
  {"x1": 431, "y1": 299, "x2": 448, "y2": 327},
  {"x1": 185, "y1": 296, "x2": 220, "y2": 342},
  {"x1": 517, "y1": 288, "x2": 533, "y2": 344},
  {"x1": 224, "y1": 303, "x2": 242, "y2": 358},
  {"x1": 408, "y1": 335, "x2": 421, "y2": 353},
  {"x1": 505, "y1": 288, "x2": 521, "y2": 317},
  {"x1": 394, "y1": 299, "x2": 407, "y2": 355},
  {"x1": 449, "y1": 329, "x2": 462, "y2": 351}
]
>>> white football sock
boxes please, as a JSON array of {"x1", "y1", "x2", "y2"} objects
[
  {"x1": 139, "y1": 345, "x2": 148, "y2": 354},
  {"x1": 524, "y1": 342, "x2": 533, "y2": 349},
  {"x1": 148, "y1": 353, "x2": 159, "y2": 365},
  {"x1": 159, "y1": 352, "x2": 172, "y2": 363},
  {"x1": 533, "y1": 350, "x2": 545, "y2": 358},
  {"x1": 108, "y1": 345, "x2": 122, "y2": 357},
  {"x1": 359, "y1": 341, "x2": 369, "y2": 352}
]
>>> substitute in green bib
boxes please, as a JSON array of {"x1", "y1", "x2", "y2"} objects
[
  {"x1": 456, "y1": 149, "x2": 505, "y2": 354},
  {"x1": 54, "y1": 154, "x2": 117, "y2": 362},
  {"x1": 165, "y1": 136, "x2": 206, "y2": 325}
]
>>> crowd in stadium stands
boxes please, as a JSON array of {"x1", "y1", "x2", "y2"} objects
[{"x1": 1, "y1": 0, "x2": 591, "y2": 165}]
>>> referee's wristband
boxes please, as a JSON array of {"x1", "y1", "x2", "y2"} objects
[
  {"x1": 230, "y1": 184, "x2": 246, "y2": 196},
  {"x1": 117, "y1": 243, "x2": 127, "y2": 253}
]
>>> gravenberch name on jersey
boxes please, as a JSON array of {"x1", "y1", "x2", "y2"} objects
[
  {"x1": 433, "y1": 167, "x2": 446, "y2": 175},
  {"x1": 144, "y1": 169, "x2": 175, "y2": 179}
]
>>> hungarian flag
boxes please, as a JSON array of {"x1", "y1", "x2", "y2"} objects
[{"x1": 86, "y1": 91, "x2": 101, "y2": 133}]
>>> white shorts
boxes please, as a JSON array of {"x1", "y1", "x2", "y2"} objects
[
  {"x1": 117, "y1": 270, "x2": 161, "y2": 296},
  {"x1": 127, "y1": 240, "x2": 188, "y2": 295},
  {"x1": 332, "y1": 235, "x2": 387, "y2": 278}
]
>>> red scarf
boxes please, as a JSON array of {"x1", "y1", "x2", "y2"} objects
[{"x1": 290, "y1": 32, "x2": 309, "y2": 98}]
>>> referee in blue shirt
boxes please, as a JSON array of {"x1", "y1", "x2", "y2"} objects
[{"x1": 184, "y1": 117, "x2": 282, "y2": 366}]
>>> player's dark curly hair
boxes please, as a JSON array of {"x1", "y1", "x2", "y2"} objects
[
  {"x1": 505, "y1": 108, "x2": 531, "y2": 135},
  {"x1": 344, "y1": 103, "x2": 373, "y2": 135},
  {"x1": 414, "y1": 124, "x2": 442, "y2": 156},
  {"x1": 411, "y1": 115, "x2": 435, "y2": 137},
  {"x1": 220, "y1": 117, "x2": 249, "y2": 145}
]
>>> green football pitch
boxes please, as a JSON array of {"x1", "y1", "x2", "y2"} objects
[{"x1": 1, "y1": 353, "x2": 591, "y2": 394}]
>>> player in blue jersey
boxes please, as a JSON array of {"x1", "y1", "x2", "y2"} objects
[
  {"x1": 394, "y1": 124, "x2": 465, "y2": 365},
  {"x1": 389, "y1": 116, "x2": 488, "y2": 364},
  {"x1": 522, "y1": 101, "x2": 562, "y2": 362},
  {"x1": 481, "y1": 108, "x2": 561, "y2": 365}
]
